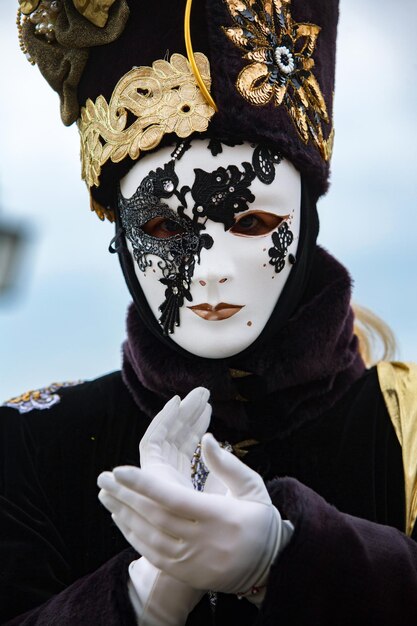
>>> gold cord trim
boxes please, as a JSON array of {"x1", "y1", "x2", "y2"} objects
[
  {"x1": 377, "y1": 361, "x2": 417, "y2": 536},
  {"x1": 16, "y1": 8, "x2": 36, "y2": 65},
  {"x1": 184, "y1": 0, "x2": 218, "y2": 112}
]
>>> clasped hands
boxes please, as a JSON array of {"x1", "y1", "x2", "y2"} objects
[{"x1": 98, "y1": 387, "x2": 290, "y2": 620}]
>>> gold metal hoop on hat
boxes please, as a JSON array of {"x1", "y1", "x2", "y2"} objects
[{"x1": 184, "y1": 0, "x2": 218, "y2": 112}]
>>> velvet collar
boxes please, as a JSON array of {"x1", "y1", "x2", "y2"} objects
[{"x1": 122, "y1": 247, "x2": 365, "y2": 443}]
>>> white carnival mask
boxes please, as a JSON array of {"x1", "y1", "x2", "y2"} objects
[{"x1": 119, "y1": 139, "x2": 301, "y2": 359}]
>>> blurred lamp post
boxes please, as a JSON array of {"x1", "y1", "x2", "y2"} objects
[{"x1": 0, "y1": 221, "x2": 25, "y2": 296}]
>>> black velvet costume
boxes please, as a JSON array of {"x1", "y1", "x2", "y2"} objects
[
  {"x1": 2, "y1": 248, "x2": 417, "y2": 625},
  {"x1": 10, "y1": 0, "x2": 417, "y2": 623}
]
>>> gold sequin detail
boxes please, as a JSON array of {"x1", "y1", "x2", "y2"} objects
[
  {"x1": 223, "y1": 0, "x2": 334, "y2": 161},
  {"x1": 78, "y1": 52, "x2": 215, "y2": 193},
  {"x1": 73, "y1": 0, "x2": 118, "y2": 28}
]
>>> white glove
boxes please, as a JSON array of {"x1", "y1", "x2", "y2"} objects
[
  {"x1": 137, "y1": 387, "x2": 224, "y2": 495},
  {"x1": 98, "y1": 433, "x2": 292, "y2": 597},
  {"x1": 99, "y1": 387, "x2": 212, "y2": 626},
  {"x1": 138, "y1": 388, "x2": 212, "y2": 488},
  {"x1": 127, "y1": 558, "x2": 205, "y2": 626}
]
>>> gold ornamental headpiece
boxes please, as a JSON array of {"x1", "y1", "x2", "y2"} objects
[
  {"x1": 78, "y1": 0, "x2": 217, "y2": 195},
  {"x1": 78, "y1": 52, "x2": 215, "y2": 190},
  {"x1": 17, "y1": 0, "x2": 339, "y2": 220}
]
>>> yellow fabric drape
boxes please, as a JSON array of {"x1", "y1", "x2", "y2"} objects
[{"x1": 377, "y1": 361, "x2": 417, "y2": 536}]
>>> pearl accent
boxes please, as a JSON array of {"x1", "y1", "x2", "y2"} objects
[
  {"x1": 26, "y1": 0, "x2": 62, "y2": 44},
  {"x1": 274, "y1": 46, "x2": 295, "y2": 75}
]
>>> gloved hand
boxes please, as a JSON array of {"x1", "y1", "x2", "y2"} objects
[
  {"x1": 126, "y1": 556, "x2": 206, "y2": 626},
  {"x1": 138, "y1": 387, "x2": 212, "y2": 488},
  {"x1": 98, "y1": 432, "x2": 292, "y2": 597},
  {"x1": 99, "y1": 387, "x2": 212, "y2": 626}
]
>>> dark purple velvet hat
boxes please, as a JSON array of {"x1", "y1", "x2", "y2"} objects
[{"x1": 20, "y1": 0, "x2": 339, "y2": 216}]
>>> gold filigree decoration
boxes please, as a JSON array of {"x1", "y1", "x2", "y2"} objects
[
  {"x1": 73, "y1": 0, "x2": 118, "y2": 28},
  {"x1": 3, "y1": 381, "x2": 82, "y2": 414},
  {"x1": 78, "y1": 52, "x2": 215, "y2": 190},
  {"x1": 223, "y1": 0, "x2": 334, "y2": 161}
]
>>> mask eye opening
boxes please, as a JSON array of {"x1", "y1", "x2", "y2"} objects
[
  {"x1": 229, "y1": 210, "x2": 288, "y2": 237},
  {"x1": 142, "y1": 216, "x2": 186, "y2": 239}
]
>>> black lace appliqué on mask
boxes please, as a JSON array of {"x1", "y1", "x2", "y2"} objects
[
  {"x1": 207, "y1": 137, "x2": 244, "y2": 157},
  {"x1": 268, "y1": 222, "x2": 294, "y2": 273},
  {"x1": 118, "y1": 140, "x2": 293, "y2": 335},
  {"x1": 252, "y1": 145, "x2": 283, "y2": 184},
  {"x1": 118, "y1": 160, "x2": 212, "y2": 335},
  {"x1": 191, "y1": 163, "x2": 256, "y2": 230},
  {"x1": 252, "y1": 146, "x2": 294, "y2": 274}
]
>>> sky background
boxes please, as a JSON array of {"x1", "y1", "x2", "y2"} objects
[{"x1": 0, "y1": 0, "x2": 416, "y2": 400}]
